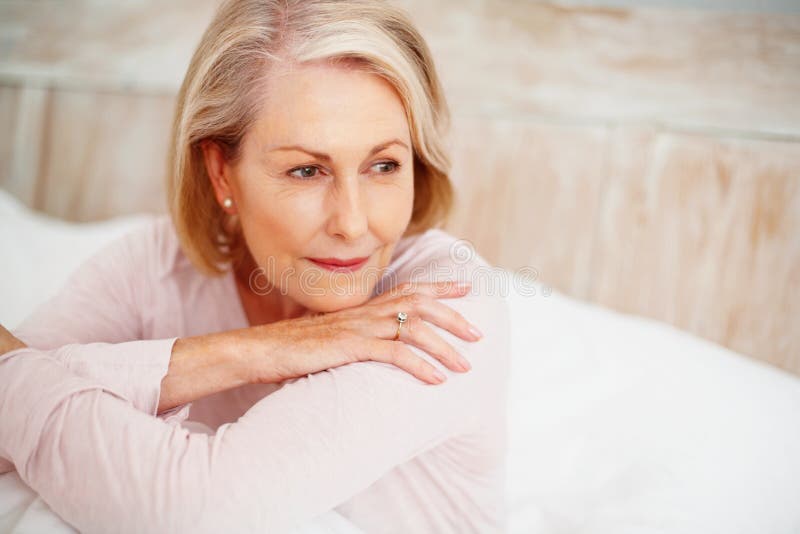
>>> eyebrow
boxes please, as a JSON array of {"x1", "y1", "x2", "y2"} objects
[{"x1": 266, "y1": 138, "x2": 410, "y2": 162}]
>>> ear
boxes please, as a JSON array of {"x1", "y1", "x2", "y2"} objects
[{"x1": 200, "y1": 140, "x2": 236, "y2": 213}]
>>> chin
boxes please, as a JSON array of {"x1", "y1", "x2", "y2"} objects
[{"x1": 304, "y1": 291, "x2": 373, "y2": 314}]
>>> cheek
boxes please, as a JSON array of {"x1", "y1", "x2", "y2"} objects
[
  {"x1": 237, "y1": 186, "x2": 323, "y2": 266},
  {"x1": 365, "y1": 178, "x2": 415, "y2": 236},
  {"x1": 365, "y1": 179, "x2": 414, "y2": 271}
]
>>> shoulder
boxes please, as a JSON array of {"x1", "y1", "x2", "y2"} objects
[
  {"x1": 391, "y1": 227, "x2": 484, "y2": 265},
  {"x1": 375, "y1": 228, "x2": 507, "y2": 304},
  {"x1": 96, "y1": 214, "x2": 195, "y2": 283},
  {"x1": 381, "y1": 228, "x2": 494, "y2": 291}
]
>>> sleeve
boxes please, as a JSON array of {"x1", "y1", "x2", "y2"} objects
[
  {"x1": 0, "y1": 338, "x2": 190, "y2": 475},
  {"x1": 0, "y1": 292, "x2": 510, "y2": 534}
]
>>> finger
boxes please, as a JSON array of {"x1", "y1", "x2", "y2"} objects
[
  {"x1": 357, "y1": 338, "x2": 448, "y2": 385},
  {"x1": 384, "y1": 293, "x2": 482, "y2": 342},
  {"x1": 370, "y1": 280, "x2": 471, "y2": 304},
  {"x1": 394, "y1": 315, "x2": 472, "y2": 373}
]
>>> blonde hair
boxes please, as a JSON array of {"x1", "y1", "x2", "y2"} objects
[{"x1": 167, "y1": 0, "x2": 454, "y2": 275}]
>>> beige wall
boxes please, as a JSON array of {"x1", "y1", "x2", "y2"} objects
[{"x1": 1, "y1": 1, "x2": 798, "y2": 375}]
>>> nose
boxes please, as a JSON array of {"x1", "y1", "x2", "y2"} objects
[{"x1": 326, "y1": 176, "x2": 368, "y2": 242}]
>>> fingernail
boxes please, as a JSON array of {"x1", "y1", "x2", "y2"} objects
[
  {"x1": 468, "y1": 325, "x2": 483, "y2": 339},
  {"x1": 457, "y1": 354, "x2": 472, "y2": 371},
  {"x1": 432, "y1": 369, "x2": 447, "y2": 383},
  {"x1": 456, "y1": 282, "x2": 471, "y2": 292}
]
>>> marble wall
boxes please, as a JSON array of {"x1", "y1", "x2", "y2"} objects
[{"x1": 1, "y1": 0, "x2": 798, "y2": 375}]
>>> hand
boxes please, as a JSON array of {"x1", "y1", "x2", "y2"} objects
[
  {"x1": 0, "y1": 324, "x2": 27, "y2": 356},
  {"x1": 247, "y1": 281, "x2": 483, "y2": 385}
]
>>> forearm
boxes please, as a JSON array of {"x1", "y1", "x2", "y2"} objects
[
  {"x1": 4, "y1": 320, "x2": 256, "y2": 416},
  {"x1": 157, "y1": 332, "x2": 256, "y2": 413},
  {"x1": 0, "y1": 326, "x2": 253, "y2": 473}
]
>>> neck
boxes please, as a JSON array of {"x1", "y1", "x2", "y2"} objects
[{"x1": 232, "y1": 252, "x2": 310, "y2": 326}]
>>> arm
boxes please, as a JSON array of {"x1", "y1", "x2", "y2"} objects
[
  {"x1": 0, "y1": 293, "x2": 510, "y2": 534},
  {"x1": 158, "y1": 332, "x2": 255, "y2": 413},
  {"x1": 0, "y1": 328, "x2": 260, "y2": 475},
  {"x1": 0, "y1": 336, "x2": 185, "y2": 475},
  {"x1": 0, "y1": 327, "x2": 192, "y2": 475}
]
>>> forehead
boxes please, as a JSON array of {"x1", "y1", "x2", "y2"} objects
[{"x1": 250, "y1": 61, "x2": 410, "y2": 150}]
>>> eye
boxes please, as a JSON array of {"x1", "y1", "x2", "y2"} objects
[
  {"x1": 286, "y1": 161, "x2": 401, "y2": 180},
  {"x1": 287, "y1": 165, "x2": 322, "y2": 180},
  {"x1": 372, "y1": 160, "x2": 401, "y2": 174}
]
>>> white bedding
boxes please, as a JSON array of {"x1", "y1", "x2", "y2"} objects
[{"x1": 2, "y1": 188, "x2": 799, "y2": 533}]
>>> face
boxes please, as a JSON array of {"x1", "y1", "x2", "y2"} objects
[{"x1": 204, "y1": 61, "x2": 415, "y2": 315}]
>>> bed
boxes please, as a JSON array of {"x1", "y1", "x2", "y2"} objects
[{"x1": 1, "y1": 188, "x2": 799, "y2": 533}]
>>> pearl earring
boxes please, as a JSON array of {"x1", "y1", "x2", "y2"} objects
[{"x1": 222, "y1": 197, "x2": 233, "y2": 209}]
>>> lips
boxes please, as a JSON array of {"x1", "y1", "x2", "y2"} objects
[
  {"x1": 308, "y1": 256, "x2": 369, "y2": 266},
  {"x1": 307, "y1": 255, "x2": 370, "y2": 272}
]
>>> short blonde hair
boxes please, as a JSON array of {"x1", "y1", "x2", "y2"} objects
[{"x1": 167, "y1": 0, "x2": 454, "y2": 276}]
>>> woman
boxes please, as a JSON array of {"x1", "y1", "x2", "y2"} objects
[{"x1": 0, "y1": 0, "x2": 510, "y2": 532}]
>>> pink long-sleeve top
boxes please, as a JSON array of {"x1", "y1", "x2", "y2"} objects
[{"x1": 0, "y1": 215, "x2": 510, "y2": 534}]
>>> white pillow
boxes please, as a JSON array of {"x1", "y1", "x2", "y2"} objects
[{"x1": 504, "y1": 275, "x2": 800, "y2": 533}]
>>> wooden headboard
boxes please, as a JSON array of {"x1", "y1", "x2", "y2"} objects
[{"x1": 1, "y1": 0, "x2": 798, "y2": 375}]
